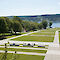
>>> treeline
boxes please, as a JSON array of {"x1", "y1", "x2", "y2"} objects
[{"x1": 0, "y1": 16, "x2": 52, "y2": 35}]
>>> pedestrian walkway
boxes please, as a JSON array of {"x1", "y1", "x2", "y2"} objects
[{"x1": 44, "y1": 30, "x2": 60, "y2": 60}]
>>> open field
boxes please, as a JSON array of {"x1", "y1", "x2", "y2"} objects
[{"x1": 0, "y1": 53, "x2": 45, "y2": 60}]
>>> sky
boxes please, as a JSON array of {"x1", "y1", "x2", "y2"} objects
[{"x1": 0, "y1": 0, "x2": 60, "y2": 16}]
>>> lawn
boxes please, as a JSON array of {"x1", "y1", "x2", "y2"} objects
[
  {"x1": 0, "y1": 32, "x2": 28, "y2": 39},
  {"x1": 0, "y1": 48, "x2": 47, "y2": 53},
  {"x1": 31, "y1": 32, "x2": 55, "y2": 35},
  {"x1": 0, "y1": 53, "x2": 45, "y2": 60},
  {"x1": 6, "y1": 32, "x2": 28, "y2": 38},
  {"x1": 11, "y1": 28, "x2": 57, "y2": 42},
  {"x1": 40, "y1": 28, "x2": 60, "y2": 32},
  {"x1": 58, "y1": 31, "x2": 60, "y2": 43},
  {"x1": 11, "y1": 35, "x2": 54, "y2": 42}
]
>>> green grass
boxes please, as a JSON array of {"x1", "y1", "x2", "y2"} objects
[
  {"x1": 6, "y1": 35, "x2": 18, "y2": 38},
  {"x1": 0, "y1": 53, "x2": 45, "y2": 60},
  {"x1": 0, "y1": 32, "x2": 28, "y2": 39},
  {"x1": 11, "y1": 35, "x2": 54, "y2": 42},
  {"x1": 58, "y1": 31, "x2": 60, "y2": 43},
  {"x1": 0, "y1": 33, "x2": 11, "y2": 35},
  {"x1": 0, "y1": 48, "x2": 47, "y2": 53},
  {"x1": 31, "y1": 32, "x2": 55, "y2": 35},
  {"x1": 11, "y1": 28, "x2": 58, "y2": 42},
  {"x1": 41, "y1": 28, "x2": 60, "y2": 32},
  {"x1": 7, "y1": 32, "x2": 28, "y2": 38}
]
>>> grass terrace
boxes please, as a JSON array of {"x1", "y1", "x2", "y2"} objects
[
  {"x1": 11, "y1": 35, "x2": 54, "y2": 42},
  {"x1": 0, "y1": 48, "x2": 47, "y2": 53},
  {"x1": 0, "y1": 53, "x2": 45, "y2": 60},
  {"x1": 11, "y1": 28, "x2": 60, "y2": 42},
  {"x1": 31, "y1": 32, "x2": 55, "y2": 35},
  {"x1": 59, "y1": 31, "x2": 60, "y2": 43},
  {"x1": 0, "y1": 32, "x2": 28, "y2": 39},
  {"x1": 41, "y1": 28, "x2": 60, "y2": 32}
]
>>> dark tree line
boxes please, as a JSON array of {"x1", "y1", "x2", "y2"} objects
[{"x1": 0, "y1": 16, "x2": 53, "y2": 35}]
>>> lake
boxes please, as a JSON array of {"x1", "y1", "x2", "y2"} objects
[{"x1": 52, "y1": 23, "x2": 60, "y2": 27}]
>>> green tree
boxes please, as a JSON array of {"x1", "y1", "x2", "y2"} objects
[
  {"x1": 38, "y1": 22, "x2": 43, "y2": 29},
  {"x1": 0, "y1": 17, "x2": 8, "y2": 33},
  {"x1": 4, "y1": 17, "x2": 14, "y2": 33},
  {"x1": 30, "y1": 22, "x2": 38, "y2": 31},
  {"x1": 49, "y1": 21, "x2": 52, "y2": 28},
  {"x1": 42, "y1": 20, "x2": 48, "y2": 29},
  {"x1": 21, "y1": 21, "x2": 31, "y2": 31},
  {"x1": 13, "y1": 20, "x2": 22, "y2": 34},
  {"x1": 13, "y1": 16, "x2": 22, "y2": 23}
]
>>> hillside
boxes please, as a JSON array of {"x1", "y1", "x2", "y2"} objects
[{"x1": 7, "y1": 14, "x2": 60, "y2": 23}]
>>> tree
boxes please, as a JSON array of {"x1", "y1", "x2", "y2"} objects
[
  {"x1": 4, "y1": 17, "x2": 14, "y2": 33},
  {"x1": 30, "y1": 22, "x2": 38, "y2": 31},
  {"x1": 0, "y1": 17, "x2": 8, "y2": 33},
  {"x1": 38, "y1": 22, "x2": 43, "y2": 29},
  {"x1": 49, "y1": 21, "x2": 52, "y2": 28},
  {"x1": 13, "y1": 16, "x2": 22, "y2": 23},
  {"x1": 21, "y1": 21, "x2": 38, "y2": 31},
  {"x1": 42, "y1": 20, "x2": 48, "y2": 29},
  {"x1": 13, "y1": 20, "x2": 22, "y2": 34},
  {"x1": 21, "y1": 21, "x2": 31, "y2": 31}
]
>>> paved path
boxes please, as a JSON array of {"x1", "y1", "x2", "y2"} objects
[
  {"x1": 44, "y1": 30, "x2": 60, "y2": 60},
  {"x1": 0, "y1": 46, "x2": 47, "y2": 50},
  {"x1": 0, "y1": 50, "x2": 46, "y2": 56}
]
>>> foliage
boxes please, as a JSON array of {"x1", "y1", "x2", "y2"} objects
[
  {"x1": 13, "y1": 20, "x2": 22, "y2": 34},
  {"x1": 49, "y1": 21, "x2": 52, "y2": 28},
  {"x1": 0, "y1": 17, "x2": 8, "y2": 33},
  {"x1": 38, "y1": 23, "x2": 43, "y2": 29},
  {"x1": 42, "y1": 20, "x2": 48, "y2": 29}
]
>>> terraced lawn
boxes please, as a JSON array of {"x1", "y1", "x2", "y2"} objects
[
  {"x1": 31, "y1": 32, "x2": 55, "y2": 35},
  {"x1": 0, "y1": 48, "x2": 47, "y2": 53},
  {"x1": 0, "y1": 32, "x2": 28, "y2": 39},
  {"x1": 11, "y1": 28, "x2": 59, "y2": 42},
  {"x1": 6, "y1": 32, "x2": 28, "y2": 38},
  {"x1": 59, "y1": 31, "x2": 60, "y2": 43},
  {"x1": 40, "y1": 28, "x2": 60, "y2": 32},
  {"x1": 11, "y1": 35, "x2": 54, "y2": 42},
  {"x1": 0, "y1": 53, "x2": 45, "y2": 60}
]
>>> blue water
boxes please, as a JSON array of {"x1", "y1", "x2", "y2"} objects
[{"x1": 52, "y1": 23, "x2": 60, "y2": 27}]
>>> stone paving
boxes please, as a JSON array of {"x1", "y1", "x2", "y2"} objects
[{"x1": 44, "y1": 31, "x2": 60, "y2": 60}]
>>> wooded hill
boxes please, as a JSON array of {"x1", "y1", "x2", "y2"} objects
[{"x1": 7, "y1": 14, "x2": 60, "y2": 23}]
